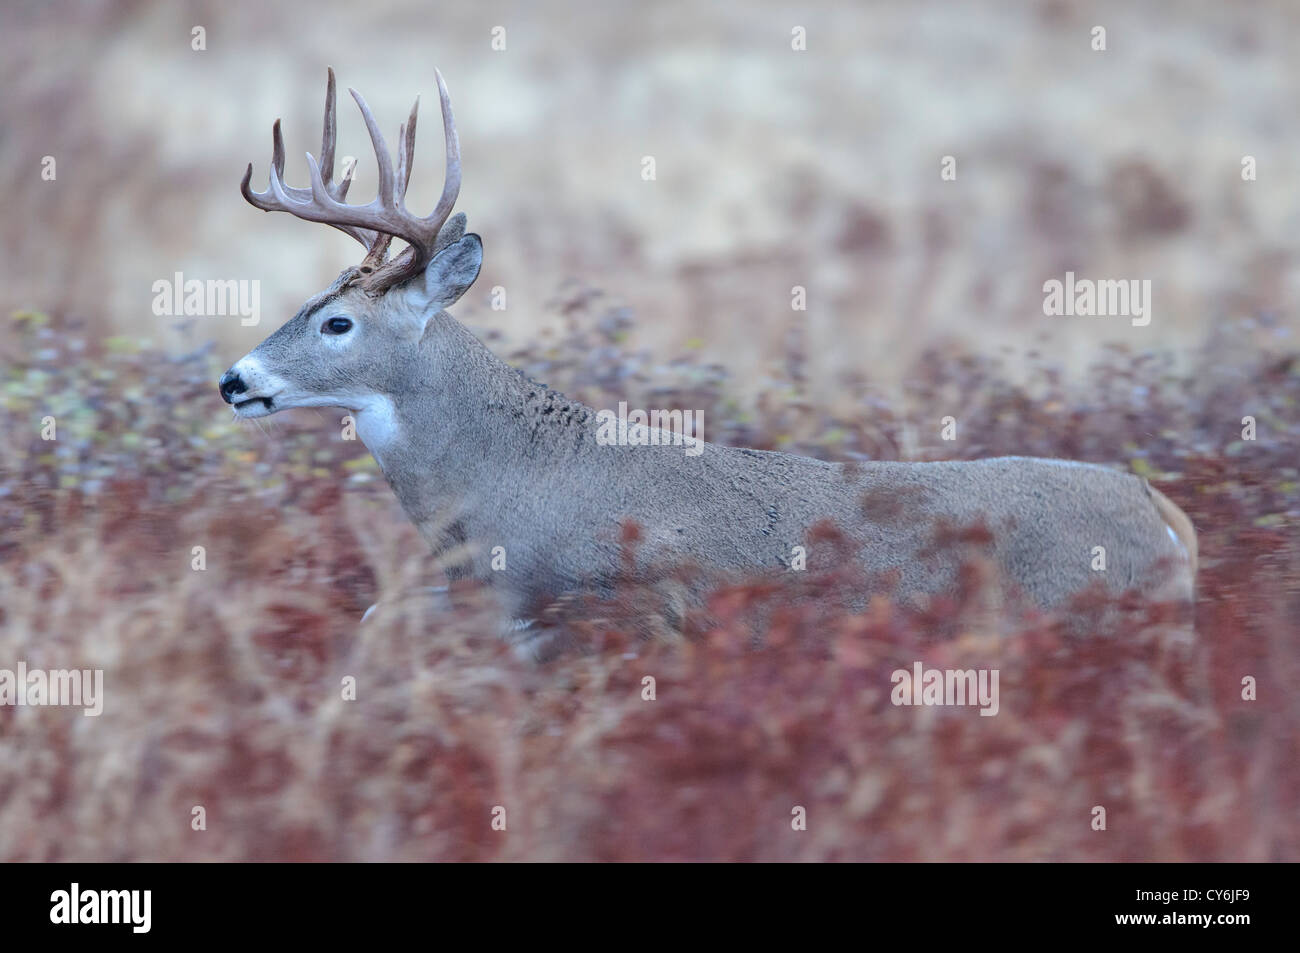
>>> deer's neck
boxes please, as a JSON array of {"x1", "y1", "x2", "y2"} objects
[{"x1": 359, "y1": 313, "x2": 592, "y2": 552}]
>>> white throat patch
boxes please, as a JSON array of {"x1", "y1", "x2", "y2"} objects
[{"x1": 353, "y1": 395, "x2": 401, "y2": 468}]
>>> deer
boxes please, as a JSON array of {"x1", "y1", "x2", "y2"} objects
[{"x1": 220, "y1": 69, "x2": 1198, "y2": 658}]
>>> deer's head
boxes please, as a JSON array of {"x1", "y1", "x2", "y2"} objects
[{"x1": 219, "y1": 68, "x2": 481, "y2": 420}]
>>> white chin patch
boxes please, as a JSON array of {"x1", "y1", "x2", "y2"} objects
[{"x1": 232, "y1": 396, "x2": 276, "y2": 418}]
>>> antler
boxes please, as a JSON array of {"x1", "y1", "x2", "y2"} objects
[{"x1": 240, "y1": 67, "x2": 463, "y2": 294}]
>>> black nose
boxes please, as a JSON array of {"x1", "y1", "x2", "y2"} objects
[{"x1": 219, "y1": 370, "x2": 247, "y2": 404}]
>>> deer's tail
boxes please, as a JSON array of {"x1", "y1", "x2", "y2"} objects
[{"x1": 1146, "y1": 481, "x2": 1198, "y2": 579}]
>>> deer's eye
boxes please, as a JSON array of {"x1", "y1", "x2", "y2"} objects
[{"x1": 322, "y1": 317, "x2": 353, "y2": 335}]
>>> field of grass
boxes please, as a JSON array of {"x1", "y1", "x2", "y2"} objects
[
  {"x1": 1, "y1": 301, "x2": 1296, "y2": 861},
  {"x1": 3, "y1": 0, "x2": 1299, "y2": 863}
]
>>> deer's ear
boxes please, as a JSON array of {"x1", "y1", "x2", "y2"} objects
[{"x1": 412, "y1": 233, "x2": 482, "y2": 312}]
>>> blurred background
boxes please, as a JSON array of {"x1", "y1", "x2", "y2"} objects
[
  {"x1": 6, "y1": 0, "x2": 1299, "y2": 395},
  {"x1": 1, "y1": 0, "x2": 1297, "y2": 862}
]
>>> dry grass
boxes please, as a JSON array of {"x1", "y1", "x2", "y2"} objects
[
  {"x1": 7, "y1": 0, "x2": 1300, "y2": 384},
  {"x1": 3, "y1": 0, "x2": 1299, "y2": 863}
]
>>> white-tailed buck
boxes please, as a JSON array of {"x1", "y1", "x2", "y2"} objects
[{"x1": 221, "y1": 69, "x2": 1197, "y2": 655}]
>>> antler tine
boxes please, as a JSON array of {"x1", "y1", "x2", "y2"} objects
[
  {"x1": 426, "y1": 69, "x2": 462, "y2": 231},
  {"x1": 272, "y1": 119, "x2": 287, "y2": 183},
  {"x1": 405, "y1": 98, "x2": 419, "y2": 196},
  {"x1": 394, "y1": 122, "x2": 409, "y2": 208},
  {"x1": 336, "y1": 155, "x2": 357, "y2": 202},
  {"x1": 348, "y1": 88, "x2": 397, "y2": 211},
  {"x1": 239, "y1": 119, "x2": 288, "y2": 212},
  {"x1": 319, "y1": 66, "x2": 338, "y2": 190},
  {"x1": 395, "y1": 97, "x2": 419, "y2": 204}
]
